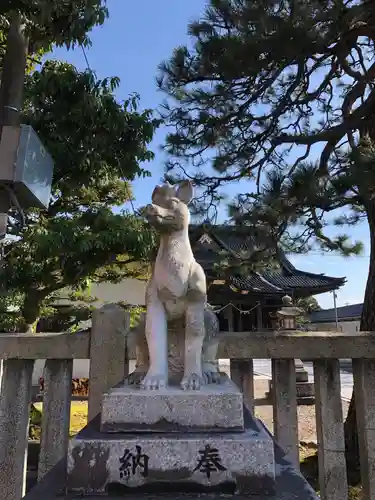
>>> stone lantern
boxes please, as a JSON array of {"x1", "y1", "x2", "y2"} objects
[
  {"x1": 276, "y1": 295, "x2": 303, "y2": 330},
  {"x1": 268, "y1": 295, "x2": 315, "y2": 404}
]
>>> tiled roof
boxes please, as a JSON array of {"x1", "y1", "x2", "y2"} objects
[
  {"x1": 228, "y1": 271, "x2": 345, "y2": 294},
  {"x1": 310, "y1": 303, "x2": 363, "y2": 323},
  {"x1": 262, "y1": 270, "x2": 345, "y2": 290},
  {"x1": 230, "y1": 273, "x2": 283, "y2": 294},
  {"x1": 190, "y1": 224, "x2": 346, "y2": 295}
]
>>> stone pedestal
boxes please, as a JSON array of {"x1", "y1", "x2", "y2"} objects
[
  {"x1": 67, "y1": 413, "x2": 275, "y2": 495},
  {"x1": 67, "y1": 374, "x2": 276, "y2": 495},
  {"x1": 294, "y1": 359, "x2": 315, "y2": 404},
  {"x1": 101, "y1": 376, "x2": 244, "y2": 432}
]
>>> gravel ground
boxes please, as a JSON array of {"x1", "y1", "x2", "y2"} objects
[
  {"x1": 220, "y1": 361, "x2": 350, "y2": 443},
  {"x1": 253, "y1": 379, "x2": 349, "y2": 442}
]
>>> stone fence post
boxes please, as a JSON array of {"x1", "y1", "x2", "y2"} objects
[
  {"x1": 0, "y1": 359, "x2": 34, "y2": 500},
  {"x1": 88, "y1": 304, "x2": 130, "y2": 422}
]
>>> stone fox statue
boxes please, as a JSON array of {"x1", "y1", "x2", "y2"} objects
[{"x1": 128, "y1": 180, "x2": 221, "y2": 391}]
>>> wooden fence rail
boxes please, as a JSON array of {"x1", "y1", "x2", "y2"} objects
[{"x1": 0, "y1": 305, "x2": 374, "y2": 500}]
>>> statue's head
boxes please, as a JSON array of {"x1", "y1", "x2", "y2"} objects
[{"x1": 142, "y1": 180, "x2": 194, "y2": 233}]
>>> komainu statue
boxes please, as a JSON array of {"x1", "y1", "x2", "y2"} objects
[{"x1": 127, "y1": 180, "x2": 221, "y2": 391}]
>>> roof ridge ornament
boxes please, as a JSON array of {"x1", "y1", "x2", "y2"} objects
[{"x1": 198, "y1": 233, "x2": 212, "y2": 245}]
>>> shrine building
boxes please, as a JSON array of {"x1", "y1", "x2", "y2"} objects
[{"x1": 189, "y1": 224, "x2": 346, "y2": 332}]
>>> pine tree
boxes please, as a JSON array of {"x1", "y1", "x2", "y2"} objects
[
  {"x1": 158, "y1": 0, "x2": 375, "y2": 482},
  {"x1": 297, "y1": 296, "x2": 321, "y2": 315}
]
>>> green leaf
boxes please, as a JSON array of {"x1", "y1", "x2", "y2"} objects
[{"x1": 0, "y1": 8, "x2": 160, "y2": 330}]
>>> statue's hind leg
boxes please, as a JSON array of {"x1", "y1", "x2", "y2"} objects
[
  {"x1": 202, "y1": 338, "x2": 220, "y2": 384},
  {"x1": 202, "y1": 308, "x2": 221, "y2": 383},
  {"x1": 126, "y1": 318, "x2": 149, "y2": 386},
  {"x1": 181, "y1": 303, "x2": 206, "y2": 390}
]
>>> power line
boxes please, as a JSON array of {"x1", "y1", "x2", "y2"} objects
[
  {"x1": 81, "y1": 45, "x2": 91, "y2": 71},
  {"x1": 129, "y1": 198, "x2": 136, "y2": 214},
  {"x1": 126, "y1": 185, "x2": 136, "y2": 215},
  {"x1": 79, "y1": 44, "x2": 137, "y2": 217}
]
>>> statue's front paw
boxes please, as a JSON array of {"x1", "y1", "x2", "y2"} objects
[
  {"x1": 203, "y1": 363, "x2": 221, "y2": 384},
  {"x1": 180, "y1": 373, "x2": 205, "y2": 391},
  {"x1": 140, "y1": 372, "x2": 167, "y2": 390}
]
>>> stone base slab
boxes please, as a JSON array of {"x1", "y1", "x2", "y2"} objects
[
  {"x1": 268, "y1": 380, "x2": 315, "y2": 405},
  {"x1": 101, "y1": 375, "x2": 244, "y2": 433},
  {"x1": 67, "y1": 412, "x2": 275, "y2": 496}
]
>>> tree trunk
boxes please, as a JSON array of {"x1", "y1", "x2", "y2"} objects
[
  {"x1": 20, "y1": 291, "x2": 44, "y2": 333},
  {"x1": 20, "y1": 290, "x2": 49, "y2": 434},
  {"x1": 344, "y1": 199, "x2": 375, "y2": 484}
]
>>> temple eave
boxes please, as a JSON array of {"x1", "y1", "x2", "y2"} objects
[
  {"x1": 207, "y1": 273, "x2": 345, "y2": 298},
  {"x1": 193, "y1": 223, "x2": 347, "y2": 300}
]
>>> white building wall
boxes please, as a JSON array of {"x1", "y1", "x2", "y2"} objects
[
  {"x1": 90, "y1": 279, "x2": 147, "y2": 306},
  {"x1": 32, "y1": 278, "x2": 147, "y2": 384},
  {"x1": 309, "y1": 320, "x2": 360, "y2": 334}
]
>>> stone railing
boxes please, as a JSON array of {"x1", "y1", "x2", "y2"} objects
[
  {"x1": 0, "y1": 304, "x2": 129, "y2": 500},
  {"x1": 0, "y1": 305, "x2": 374, "y2": 500}
]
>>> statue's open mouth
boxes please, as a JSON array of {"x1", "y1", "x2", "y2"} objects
[
  {"x1": 139, "y1": 205, "x2": 174, "y2": 222},
  {"x1": 144, "y1": 211, "x2": 175, "y2": 225}
]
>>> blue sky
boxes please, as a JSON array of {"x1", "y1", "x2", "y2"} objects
[{"x1": 51, "y1": 0, "x2": 370, "y2": 309}]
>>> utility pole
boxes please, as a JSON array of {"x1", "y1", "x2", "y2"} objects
[
  {"x1": 333, "y1": 290, "x2": 339, "y2": 330},
  {"x1": 0, "y1": 13, "x2": 28, "y2": 246},
  {"x1": 0, "y1": 17, "x2": 28, "y2": 495}
]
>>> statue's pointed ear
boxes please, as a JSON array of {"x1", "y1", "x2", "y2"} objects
[{"x1": 176, "y1": 180, "x2": 194, "y2": 204}]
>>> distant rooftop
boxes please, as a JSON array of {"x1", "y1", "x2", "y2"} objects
[{"x1": 310, "y1": 303, "x2": 363, "y2": 323}]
